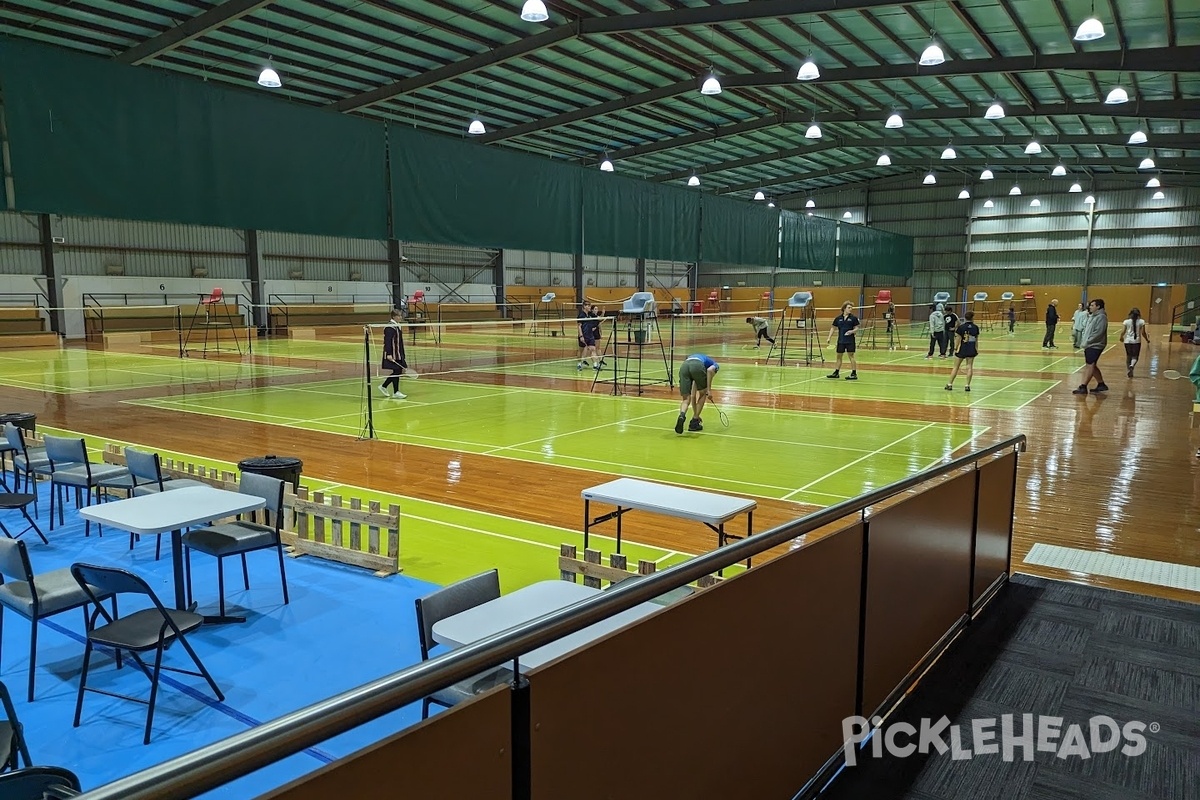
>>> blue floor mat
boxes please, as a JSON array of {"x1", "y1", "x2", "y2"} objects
[{"x1": 0, "y1": 481, "x2": 438, "y2": 796}]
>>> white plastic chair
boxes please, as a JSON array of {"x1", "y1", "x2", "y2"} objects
[
  {"x1": 788, "y1": 291, "x2": 813, "y2": 308},
  {"x1": 621, "y1": 292, "x2": 656, "y2": 315}
]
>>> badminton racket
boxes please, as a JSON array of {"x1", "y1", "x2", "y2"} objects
[
  {"x1": 405, "y1": 367, "x2": 420, "y2": 379},
  {"x1": 1162, "y1": 369, "x2": 1182, "y2": 380},
  {"x1": 707, "y1": 395, "x2": 730, "y2": 428}
]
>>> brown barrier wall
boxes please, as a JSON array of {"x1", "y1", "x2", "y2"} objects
[
  {"x1": 527, "y1": 523, "x2": 865, "y2": 800},
  {"x1": 861, "y1": 473, "x2": 976, "y2": 716},
  {"x1": 973, "y1": 453, "x2": 1017, "y2": 606},
  {"x1": 257, "y1": 687, "x2": 512, "y2": 800}
]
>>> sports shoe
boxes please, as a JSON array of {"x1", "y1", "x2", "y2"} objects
[
  {"x1": 378, "y1": 384, "x2": 390, "y2": 397},
  {"x1": 392, "y1": 391, "x2": 407, "y2": 400},
  {"x1": 688, "y1": 418, "x2": 703, "y2": 432},
  {"x1": 1093, "y1": 383, "x2": 1109, "y2": 392},
  {"x1": 576, "y1": 362, "x2": 583, "y2": 372},
  {"x1": 593, "y1": 364, "x2": 602, "y2": 370},
  {"x1": 964, "y1": 386, "x2": 971, "y2": 392},
  {"x1": 924, "y1": 355, "x2": 933, "y2": 360},
  {"x1": 944, "y1": 384, "x2": 953, "y2": 391},
  {"x1": 1127, "y1": 367, "x2": 1134, "y2": 378},
  {"x1": 1072, "y1": 386, "x2": 1088, "y2": 395},
  {"x1": 826, "y1": 370, "x2": 840, "y2": 379},
  {"x1": 674, "y1": 413, "x2": 685, "y2": 434},
  {"x1": 845, "y1": 372, "x2": 858, "y2": 381}
]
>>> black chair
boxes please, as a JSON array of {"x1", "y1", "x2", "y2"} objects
[
  {"x1": 121, "y1": 448, "x2": 207, "y2": 560},
  {"x1": 42, "y1": 436, "x2": 128, "y2": 536},
  {"x1": 0, "y1": 495, "x2": 45, "y2": 545},
  {"x1": 0, "y1": 766, "x2": 80, "y2": 798},
  {"x1": 0, "y1": 679, "x2": 31, "y2": 772},
  {"x1": 183, "y1": 472, "x2": 289, "y2": 620},
  {"x1": 70, "y1": 564, "x2": 223, "y2": 745},
  {"x1": 414, "y1": 569, "x2": 512, "y2": 719},
  {"x1": 2, "y1": 426, "x2": 48, "y2": 517}
]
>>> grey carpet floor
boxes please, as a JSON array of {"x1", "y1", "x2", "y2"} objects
[{"x1": 819, "y1": 574, "x2": 1200, "y2": 800}]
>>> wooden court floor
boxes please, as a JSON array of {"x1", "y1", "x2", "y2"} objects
[{"x1": 0, "y1": 321, "x2": 1196, "y2": 602}]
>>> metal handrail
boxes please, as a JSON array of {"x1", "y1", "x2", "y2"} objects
[{"x1": 75, "y1": 434, "x2": 1026, "y2": 800}]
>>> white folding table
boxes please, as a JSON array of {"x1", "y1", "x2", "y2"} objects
[
  {"x1": 431, "y1": 580, "x2": 661, "y2": 673},
  {"x1": 581, "y1": 477, "x2": 757, "y2": 566},
  {"x1": 79, "y1": 486, "x2": 265, "y2": 623}
]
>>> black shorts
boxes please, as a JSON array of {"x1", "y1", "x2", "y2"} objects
[
  {"x1": 956, "y1": 346, "x2": 977, "y2": 360},
  {"x1": 836, "y1": 341, "x2": 856, "y2": 354},
  {"x1": 1083, "y1": 346, "x2": 1102, "y2": 365}
]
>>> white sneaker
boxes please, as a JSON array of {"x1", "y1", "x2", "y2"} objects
[
  {"x1": 378, "y1": 384, "x2": 390, "y2": 396},
  {"x1": 392, "y1": 391, "x2": 407, "y2": 400}
]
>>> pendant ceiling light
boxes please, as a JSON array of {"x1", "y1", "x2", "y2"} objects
[
  {"x1": 1051, "y1": 164, "x2": 1067, "y2": 176},
  {"x1": 467, "y1": 118, "x2": 486, "y2": 135},
  {"x1": 1069, "y1": 183, "x2": 1082, "y2": 193},
  {"x1": 806, "y1": 122, "x2": 823, "y2": 139},
  {"x1": 923, "y1": 172, "x2": 937, "y2": 185},
  {"x1": 1138, "y1": 157, "x2": 1155, "y2": 169},
  {"x1": 983, "y1": 199, "x2": 995, "y2": 208},
  {"x1": 687, "y1": 174, "x2": 700, "y2": 186},
  {"x1": 700, "y1": 73, "x2": 722, "y2": 95},
  {"x1": 753, "y1": 190, "x2": 766, "y2": 200},
  {"x1": 980, "y1": 168, "x2": 994, "y2": 180},
  {"x1": 958, "y1": 188, "x2": 970, "y2": 199},
  {"x1": 1105, "y1": 85, "x2": 1129, "y2": 104},
  {"x1": 1009, "y1": 185, "x2": 1022, "y2": 195},
  {"x1": 1152, "y1": 190, "x2": 1165, "y2": 200},
  {"x1": 257, "y1": 65, "x2": 281, "y2": 88},
  {"x1": 984, "y1": 101, "x2": 1005, "y2": 120},
  {"x1": 1127, "y1": 130, "x2": 1148, "y2": 145},
  {"x1": 885, "y1": 112, "x2": 904, "y2": 129},
  {"x1": 843, "y1": 211, "x2": 852, "y2": 219},
  {"x1": 805, "y1": 199, "x2": 816, "y2": 208},
  {"x1": 1074, "y1": 15, "x2": 1105, "y2": 42},
  {"x1": 1024, "y1": 140, "x2": 1042, "y2": 155},
  {"x1": 941, "y1": 145, "x2": 957, "y2": 160},
  {"x1": 919, "y1": 36, "x2": 945, "y2": 66},
  {"x1": 599, "y1": 156, "x2": 614, "y2": 172},
  {"x1": 797, "y1": 59, "x2": 820, "y2": 81},
  {"x1": 1084, "y1": 194, "x2": 1096, "y2": 204},
  {"x1": 876, "y1": 153, "x2": 892, "y2": 166},
  {"x1": 768, "y1": 201, "x2": 776, "y2": 208},
  {"x1": 520, "y1": 0, "x2": 549, "y2": 22},
  {"x1": 1146, "y1": 177, "x2": 1160, "y2": 188},
  {"x1": 1030, "y1": 198, "x2": 1041, "y2": 207}
]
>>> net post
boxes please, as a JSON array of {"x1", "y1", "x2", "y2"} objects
[{"x1": 363, "y1": 325, "x2": 376, "y2": 440}]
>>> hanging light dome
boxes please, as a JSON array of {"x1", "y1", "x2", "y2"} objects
[
  {"x1": 885, "y1": 112, "x2": 904, "y2": 129},
  {"x1": 983, "y1": 199, "x2": 995, "y2": 208},
  {"x1": 599, "y1": 157, "x2": 614, "y2": 172},
  {"x1": 467, "y1": 118, "x2": 486, "y2": 135},
  {"x1": 1051, "y1": 164, "x2": 1067, "y2": 176},
  {"x1": 1138, "y1": 157, "x2": 1155, "y2": 169},
  {"x1": 768, "y1": 201, "x2": 776, "y2": 208},
  {"x1": 1105, "y1": 86, "x2": 1129, "y2": 105},
  {"x1": 1009, "y1": 185, "x2": 1022, "y2": 195},
  {"x1": 941, "y1": 146, "x2": 957, "y2": 160},
  {"x1": 805, "y1": 199, "x2": 816, "y2": 209},
  {"x1": 687, "y1": 174, "x2": 700, "y2": 187},
  {"x1": 980, "y1": 168, "x2": 994, "y2": 180},
  {"x1": 520, "y1": 0, "x2": 549, "y2": 22},
  {"x1": 1084, "y1": 194, "x2": 1096, "y2": 204},
  {"x1": 1127, "y1": 130, "x2": 1148, "y2": 145},
  {"x1": 876, "y1": 153, "x2": 892, "y2": 166},
  {"x1": 1069, "y1": 183, "x2": 1082, "y2": 193},
  {"x1": 753, "y1": 190, "x2": 766, "y2": 200},
  {"x1": 1030, "y1": 198, "x2": 1041, "y2": 207},
  {"x1": 1024, "y1": 140, "x2": 1042, "y2": 155},
  {"x1": 1152, "y1": 190, "x2": 1165, "y2": 200},
  {"x1": 1074, "y1": 17, "x2": 1105, "y2": 42},
  {"x1": 843, "y1": 211, "x2": 852, "y2": 219},
  {"x1": 805, "y1": 123, "x2": 822, "y2": 139},
  {"x1": 797, "y1": 59, "x2": 820, "y2": 81},
  {"x1": 958, "y1": 188, "x2": 970, "y2": 199},
  {"x1": 984, "y1": 102, "x2": 1005, "y2": 120},
  {"x1": 923, "y1": 172, "x2": 937, "y2": 185},
  {"x1": 919, "y1": 40, "x2": 945, "y2": 66},
  {"x1": 700, "y1": 73, "x2": 722, "y2": 95},
  {"x1": 257, "y1": 66, "x2": 281, "y2": 88},
  {"x1": 1146, "y1": 177, "x2": 1160, "y2": 188}
]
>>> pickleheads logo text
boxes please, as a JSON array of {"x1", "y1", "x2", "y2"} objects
[{"x1": 842, "y1": 714, "x2": 1154, "y2": 766}]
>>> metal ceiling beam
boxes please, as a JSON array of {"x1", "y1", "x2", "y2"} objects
[
  {"x1": 604, "y1": 100, "x2": 1200, "y2": 162},
  {"x1": 650, "y1": 134, "x2": 1200, "y2": 183},
  {"x1": 114, "y1": 0, "x2": 275, "y2": 65},
  {"x1": 481, "y1": 46, "x2": 1200, "y2": 143}
]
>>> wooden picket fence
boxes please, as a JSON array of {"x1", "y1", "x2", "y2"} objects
[
  {"x1": 559, "y1": 544, "x2": 721, "y2": 590},
  {"x1": 101, "y1": 444, "x2": 400, "y2": 576}
]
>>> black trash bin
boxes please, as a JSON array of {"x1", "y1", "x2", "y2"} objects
[
  {"x1": 0, "y1": 412, "x2": 36, "y2": 434},
  {"x1": 237, "y1": 455, "x2": 303, "y2": 492}
]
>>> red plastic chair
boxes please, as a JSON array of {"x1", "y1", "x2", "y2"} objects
[
  {"x1": 874, "y1": 289, "x2": 892, "y2": 305},
  {"x1": 202, "y1": 287, "x2": 223, "y2": 305},
  {"x1": 412, "y1": 290, "x2": 425, "y2": 303}
]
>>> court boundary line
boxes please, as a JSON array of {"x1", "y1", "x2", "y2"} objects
[{"x1": 783, "y1": 422, "x2": 939, "y2": 501}]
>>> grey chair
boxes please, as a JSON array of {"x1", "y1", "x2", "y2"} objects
[
  {"x1": 0, "y1": 765, "x2": 80, "y2": 798},
  {"x1": 71, "y1": 563, "x2": 223, "y2": 745},
  {"x1": 183, "y1": 472, "x2": 289, "y2": 619},
  {"x1": 2, "y1": 426, "x2": 48, "y2": 516},
  {"x1": 0, "y1": 679, "x2": 31, "y2": 772},
  {"x1": 0, "y1": 538, "x2": 114, "y2": 702},
  {"x1": 414, "y1": 569, "x2": 513, "y2": 719},
  {"x1": 42, "y1": 436, "x2": 128, "y2": 536},
  {"x1": 122, "y1": 448, "x2": 208, "y2": 559}
]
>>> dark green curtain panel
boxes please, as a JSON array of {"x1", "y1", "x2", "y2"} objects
[
  {"x1": 780, "y1": 211, "x2": 837, "y2": 271},
  {"x1": 581, "y1": 171, "x2": 699, "y2": 262},
  {"x1": 0, "y1": 41, "x2": 387, "y2": 239},
  {"x1": 391, "y1": 125, "x2": 581, "y2": 253},
  {"x1": 838, "y1": 223, "x2": 914, "y2": 277},
  {"x1": 699, "y1": 194, "x2": 779, "y2": 267}
]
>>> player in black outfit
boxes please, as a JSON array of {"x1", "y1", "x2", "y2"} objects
[{"x1": 945, "y1": 310, "x2": 980, "y2": 392}]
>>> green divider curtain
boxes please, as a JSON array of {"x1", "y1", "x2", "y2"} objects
[
  {"x1": 837, "y1": 223, "x2": 914, "y2": 278},
  {"x1": 0, "y1": 41, "x2": 388, "y2": 239},
  {"x1": 391, "y1": 124, "x2": 582, "y2": 253},
  {"x1": 780, "y1": 211, "x2": 837, "y2": 271},
  {"x1": 581, "y1": 171, "x2": 699, "y2": 262},
  {"x1": 699, "y1": 194, "x2": 779, "y2": 268}
]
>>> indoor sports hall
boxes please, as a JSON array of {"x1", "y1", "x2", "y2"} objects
[{"x1": 0, "y1": 3, "x2": 1196, "y2": 800}]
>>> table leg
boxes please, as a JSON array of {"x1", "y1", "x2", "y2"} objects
[
  {"x1": 171, "y1": 528, "x2": 187, "y2": 610},
  {"x1": 616, "y1": 506, "x2": 623, "y2": 553},
  {"x1": 746, "y1": 511, "x2": 753, "y2": 569},
  {"x1": 583, "y1": 499, "x2": 590, "y2": 550}
]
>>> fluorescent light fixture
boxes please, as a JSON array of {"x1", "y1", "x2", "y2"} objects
[
  {"x1": 753, "y1": 190, "x2": 766, "y2": 200},
  {"x1": 843, "y1": 211, "x2": 852, "y2": 219},
  {"x1": 520, "y1": 0, "x2": 549, "y2": 22},
  {"x1": 1127, "y1": 130, "x2": 1148, "y2": 145},
  {"x1": 1051, "y1": 164, "x2": 1067, "y2": 176},
  {"x1": 1009, "y1": 185, "x2": 1022, "y2": 195},
  {"x1": 1146, "y1": 177, "x2": 1160, "y2": 188},
  {"x1": 1074, "y1": 16, "x2": 1105, "y2": 41},
  {"x1": 805, "y1": 123, "x2": 822, "y2": 139},
  {"x1": 687, "y1": 174, "x2": 700, "y2": 186},
  {"x1": 807, "y1": 211, "x2": 814, "y2": 216},
  {"x1": 599, "y1": 157, "x2": 614, "y2": 172},
  {"x1": 958, "y1": 188, "x2": 970, "y2": 199},
  {"x1": 885, "y1": 112, "x2": 903, "y2": 129},
  {"x1": 923, "y1": 172, "x2": 937, "y2": 185},
  {"x1": 467, "y1": 118, "x2": 486, "y2": 135},
  {"x1": 700, "y1": 74, "x2": 722, "y2": 95},
  {"x1": 984, "y1": 102, "x2": 1005, "y2": 120},
  {"x1": 1030, "y1": 198, "x2": 1041, "y2": 207},
  {"x1": 767, "y1": 201, "x2": 776, "y2": 208},
  {"x1": 980, "y1": 168, "x2": 994, "y2": 180},
  {"x1": 876, "y1": 153, "x2": 892, "y2": 166},
  {"x1": 1084, "y1": 194, "x2": 1096, "y2": 204},
  {"x1": 1152, "y1": 190, "x2": 1165, "y2": 200},
  {"x1": 797, "y1": 59, "x2": 820, "y2": 81},
  {"x1": 257, "y1": 66, "x2": 281, "y2": 88},
  {"x1": 1105, "y1": 86, "x2": 1129, "y2": 104},
  {"x1": 983, "y1": 199, "x2": 995, "y2": 208},
  {"x1": 919, "y1": 41, "x2": 945, "y2": 66},
  {"x1": 1138, "y1": 157, "x2": 1155, "y2": 169},
  {"x1": 805, "y1": 199, "x2": 816, "y2": 208},
  {"x1": 1024, "y1": 140, "x2": 1041, "y2": 155},
  {"x1": 941, "y1": 146, "x2": 957, "y2": 160},
  {"x1": 1069, "y1": 183, "x2": 1082, "y2": 193}
]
